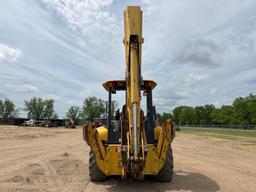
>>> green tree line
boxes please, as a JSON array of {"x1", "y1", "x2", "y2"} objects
[
  {"x1": 157, "y1": 93, "x2": 256, "y2": 125},
  {"x1": 0, "y1": 96, "x2": 118, "y2": 125},
  {"x1": 1, "y1": 93, "x2": 255, "y2": 126}
]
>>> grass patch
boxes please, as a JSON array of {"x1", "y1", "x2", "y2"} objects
[
  {"x1": 241, "y1": 140, "x2": 256, "y2": 146},
  {"x1": 180, "y1": 127, "x2": 256, "y2": 139}
]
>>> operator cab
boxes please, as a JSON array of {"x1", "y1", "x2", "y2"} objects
[{"x1": 103, "y1": 80, "x2": 157, "y2": 144}]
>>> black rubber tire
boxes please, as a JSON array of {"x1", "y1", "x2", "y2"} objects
[
  {"x1": 89, "y1": 150, "x2": 107, "y2": 181},
  {"x1": 154, "y1": 146, "x2": 174, "y2": 182}
]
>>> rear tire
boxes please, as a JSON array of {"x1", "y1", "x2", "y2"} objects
[
  {"x1": 154, "y1": 146, "x2": 174, "y2": 182},
  {"x1": 89, "y1": 150, "x2": 107, "y2": 181}
]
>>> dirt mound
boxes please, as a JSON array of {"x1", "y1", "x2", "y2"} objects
[
  {"x1": 61, "y1": 152, "x2": 70, "y2": 157},
  {"x1": 6, "y1": 175, "x2": 32, "y2": 184},
  {"x1": 36, "y1": 133, "x2": 54, "y2": 138},
  {"x1": 57, "y1": 160, "x2": 82, "y2": 175},
  {"x1": 15, "y1": 134, "x2": 39, "y2": 140},
  {"x1": 28, "y1": 163, "x2": 45, "y2": 176},
  {"x1": 15, "y1": 133, "x2": 53, "y2": 140},
  {"x1": 50, "y1": 157, "x2": 83, "y2": 175}
]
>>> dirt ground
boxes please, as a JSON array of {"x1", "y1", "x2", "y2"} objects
[{"x1": 0, "y1": 126, "x2": 255, "y2": 192}]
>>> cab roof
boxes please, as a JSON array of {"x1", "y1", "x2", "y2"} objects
[{"x1": 103, "y1": 80, "x2": 157, "y2": 92}]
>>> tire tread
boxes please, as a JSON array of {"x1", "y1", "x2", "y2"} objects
[{"x1": 89, "y1": 150, "x2": 107, "y2": 181}]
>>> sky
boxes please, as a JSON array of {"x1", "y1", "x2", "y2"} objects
[{"x1": 0, "y1": 0, "x2": 256, "y2": 118}]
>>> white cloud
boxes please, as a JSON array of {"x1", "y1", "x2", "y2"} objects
[
  {"x1": 155, "y1": 87, "x2": 190, "y2": 111},
  {"x1": 0, "y1": 92, "x2": 6, "y2": 99},
  {"x1": 140, "y1": 0, "x2": 158, "y2": 16},
  {"x1": 4, "y1": 83, "x2": 38, "y2": 93},
  {"x1": 0, "y1": 43, "x2": 23, "y2": 62},
  {"x1": 186, "y1": 73, "x2": 207, "y2": 84},
  {"x1": 210, "y1": 88, "x2": 218, "y2": 95},
  {"x1": 213, "y1": 101, "x2": 220, "y2": 107},
  {"x1": 172, "y1": 39, "x2": 221, "y2": 67},
  {"x1": 40, "y1": 0, "x2": 119, "y2": 49},
  {"x1": 16, "y1": 84, "x2": 39, "y2": 93},
  {"x1": 45, "y1": 94, "x2": 60, "y2": 101},
  {"x1": 79, "y1": 89, "x2": 93, "y2": 98}
]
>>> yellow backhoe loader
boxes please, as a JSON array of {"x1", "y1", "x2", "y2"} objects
[{"x1": 83, "y1": 6, "x2": 175, "y2": 181}]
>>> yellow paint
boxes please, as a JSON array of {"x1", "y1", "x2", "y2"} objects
[
  {"x1": 88, "y1": 126, "x2": 172, "y2": 176},
  {"x1": 96, "y1": 126, "x2": 108, "y2": 141},
  {"x1": 154, "y1": 126, "x2": 161, "y2": 141}
]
